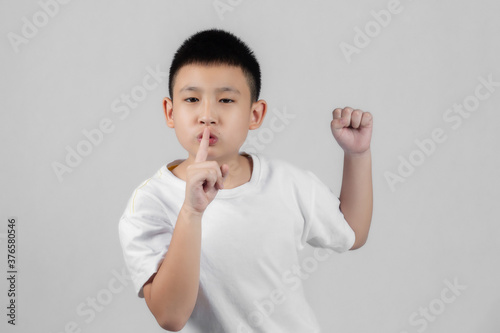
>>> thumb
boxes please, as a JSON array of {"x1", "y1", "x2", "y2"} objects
[
  {"x1": 331, "y1": 118, "x2": 346, "y2": 132},
  {"x1": 221, "y1": 164, "x2": 230, "y2": 180}
]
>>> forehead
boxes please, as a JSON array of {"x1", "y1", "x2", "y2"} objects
[{"x1": 174, "y1": 64, "x2": 250, "y2": 94}]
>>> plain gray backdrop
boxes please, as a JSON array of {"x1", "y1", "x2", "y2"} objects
[{"x1": 1, "y1": 0, "x2": 499, "y2": 332}]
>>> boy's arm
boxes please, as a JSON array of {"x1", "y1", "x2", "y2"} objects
[
  {"x1": 339, "y1": 150, "x2": 372, "y2": 250},
  {"x1": 143, "y1": 206, "x2": 203, "y2": 332},
  {"x1": 143, "y1": 127, "x2": 228, "y2": 331},
  {"x1": 330, "y1": 107, "x2": 373, "y2": 250}
]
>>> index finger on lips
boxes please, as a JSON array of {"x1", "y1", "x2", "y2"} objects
[{"x1": 195, "y1": 127, "x2": 209, "y2": 163}]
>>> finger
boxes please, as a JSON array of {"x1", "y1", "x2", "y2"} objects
[
  {"x1": 341, "y1": 107, "x2": 353, "y2": 122},
  {"x1": 202, "y1": 168, "x2": 217, "y2": 191},
  {"x1": 214, "y1": 162, "x2": 223, "y2": 189},
  {"x1": 360, "y1": 111, "x2": 373, "y2": 128},
  {"x1": 332, "y1": 108, "x2": 342, "y2": 119},
  {"x1": 195, "y1": 127, "x2": 210, "y2": 163},
  {"x1": 350, "y1": 109, "x2": 363, "y2": 129},
  {"x1": 331, "y1": 108, "x2": 345, "y2": 130},
  {"x1": 331, "y1": 118, "x2": 344, "y2": 131},
  {"x1": 331, "y1": 107, "x2": 351, "y2": 131},
  {"x1": 221, "y1": 164, "x2": 229, "y2": 180},
  {"x1": 217, "y1": 164, "x2": 230, "y2": 189},
  {"x1": 338, "y1": 107, "x2": 354, "y2": 128},
  {"x1": 214, "y1": 164, "x2": 227, "y2": 190}
]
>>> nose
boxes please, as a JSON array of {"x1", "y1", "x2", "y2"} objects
[{"x1": 198, "y1": 100, "x2": 217, "y2": 125}]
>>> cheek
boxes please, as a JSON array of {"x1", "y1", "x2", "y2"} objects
[
  {"x1": 173, "y1": 113, "x2": 196, "y2": 131},
  {"x1": 226, "y1": 118, "x2": 250, "y2": 141},
  {"x1": 172, "y1": 117, "x2": 194, "y2": 141},
  {"x1": 226, "y1": 111, "x2": 250, "y2": 125}
]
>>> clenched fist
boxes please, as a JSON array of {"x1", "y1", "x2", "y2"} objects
[{"x1": 331, "y1": 107, "x2": 373, "y2": 155}]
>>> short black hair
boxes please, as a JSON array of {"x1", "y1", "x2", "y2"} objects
[{"x1": 168, "y1": 28, "x2": 261, "y2": 103}]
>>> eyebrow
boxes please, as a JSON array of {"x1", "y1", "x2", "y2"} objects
[{"x1": 179, "y1": 86, "x2": 241, "y2": 95}]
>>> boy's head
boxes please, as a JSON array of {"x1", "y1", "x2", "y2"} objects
[
  {"x1": 163, "y1": 29, "x2": 267, "y2": 161},
  {"x1": 168, "y1": 29, "x2": 261, "y2": 103}
]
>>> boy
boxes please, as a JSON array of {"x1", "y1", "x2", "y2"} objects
[{"x1": 119, "y1": 29, "x2": 373, "y2": 332}]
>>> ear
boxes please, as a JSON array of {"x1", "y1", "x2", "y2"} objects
[
  {"x1": 249, "y1": 99, "x2": 267, "y2": 130},
  {"x1": 163, "y1": 97, "x2": 175, "y2": 128}
]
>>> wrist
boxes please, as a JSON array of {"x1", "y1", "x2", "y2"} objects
[
  {"x1": 344, "y1": 148, "x2": 371, "y2": 159},
  {"x1": 180, "y1": 204, "x2": 204, "y2": 221}
]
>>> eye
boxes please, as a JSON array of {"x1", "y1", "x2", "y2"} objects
[
  {"x1": 220, "y1": 98, "x2": 234, "y2": 103},
  {"x1": 185, "y1": 97, "x2": 199, "y2": 103}
]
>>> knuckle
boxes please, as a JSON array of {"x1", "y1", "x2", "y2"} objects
[
  {"x1": 342, "y1": 108, "x2": 353, "y2": 116},
  {"x1": 206, "y1": 169, "x2": 216, "y2": 181}
]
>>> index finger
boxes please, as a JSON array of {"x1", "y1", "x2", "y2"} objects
[{"x1": 195, "y1": 127, "x2": 210, "y2": 162}]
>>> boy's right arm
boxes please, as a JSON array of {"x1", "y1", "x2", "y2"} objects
[
  {"x1": 143, "y1": 205, "x2": 202, "y2": 331},
  {"x1": 142, "y1": 127, "x2": 228, "y2": 332}
]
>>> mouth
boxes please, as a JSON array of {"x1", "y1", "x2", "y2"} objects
[{"x1": 197, "y1": 131, "x2": 219, "y2": 145}]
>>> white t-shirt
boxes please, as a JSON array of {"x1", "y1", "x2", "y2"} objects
[{"x1": 118, "y1": 152, "x2": 355, "y2": 333}]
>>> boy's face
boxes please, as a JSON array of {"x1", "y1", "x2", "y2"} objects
[{"x1": 163, "y1": 64, "x2": 267, "y2": 161}]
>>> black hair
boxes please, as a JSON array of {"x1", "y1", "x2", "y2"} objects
[{"x1": 168, "y1": 28, "x2": 261, "y2": 103}]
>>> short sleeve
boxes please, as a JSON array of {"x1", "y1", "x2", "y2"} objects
[
  {"x1": 299, "y1": 170, "x2": 356, "y2": 253},
  {"x1": 118, "y1": 190, "x2": 174, "y2": 298}
]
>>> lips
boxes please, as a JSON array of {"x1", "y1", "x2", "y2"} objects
[
  {"x1": 197, "y1": 132, "x2": 218, "y2": 140},
  {"x1": 197, "y1": 130, "x2": 219, "y2": 145}
]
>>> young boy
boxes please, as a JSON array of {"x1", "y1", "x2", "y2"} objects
[{"x1": 118, "y1": 29, "x2": 373, "y2": 332}]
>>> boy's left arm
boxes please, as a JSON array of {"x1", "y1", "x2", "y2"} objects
[{"x1": 330, "y1": 107, "x2": 373, "y2": 250}]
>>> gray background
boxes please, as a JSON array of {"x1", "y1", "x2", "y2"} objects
[{"x1": 1, "y1": 0, "x2": 499, "y2": 332}]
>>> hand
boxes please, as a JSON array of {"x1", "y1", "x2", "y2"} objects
[
  {"x1": 330, "y1": 107, "x2": 373, "y2": 155},
  {"x1": 184, "y1": 127, "x2": 229, "y2": 215}
]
